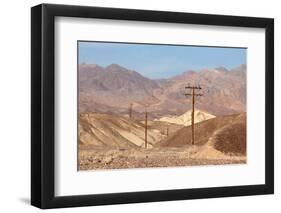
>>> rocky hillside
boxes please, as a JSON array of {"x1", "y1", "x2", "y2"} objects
[
  {"x1": 164, "y1": 64, "x2": 246, "y2": 115},
  {"x1": 79, "y1": 63, "x2": 160, "y2": 113},
  {"x1": 212, "y1": 113, "x2": 246, "y2": 154},
  {"x1": 79, "y1": 63, "x2": 246, "y2": 117},
  {"x1": 156, "y1": 113, "x2": 246, "y2": 151},
  {"x1": 79, "y1": 113, "x2": 164, "y2": 148}
]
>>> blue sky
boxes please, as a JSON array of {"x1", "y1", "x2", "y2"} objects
[{"x1": 78, "y1": 41, "x2": 246, "y2": 79}]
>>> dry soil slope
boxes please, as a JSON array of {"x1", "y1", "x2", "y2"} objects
[
  {"x1": 79, "y1": 113, "x2": 163, "y2": 148},
  {"x1": 156, "y1": 113, "x2": 246, "y2": 149},
  {"x1": 211, "y1": 113, "x2": 246, "y2": 154}
]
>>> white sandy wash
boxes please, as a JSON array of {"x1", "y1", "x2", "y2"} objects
[{"x1": 155, "y1": 110, "x2": 215, "y2": 126}]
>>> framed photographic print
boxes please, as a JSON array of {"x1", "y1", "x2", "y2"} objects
[{"x1": 31, "y1": 3, "x2": 274, "y2": 209}]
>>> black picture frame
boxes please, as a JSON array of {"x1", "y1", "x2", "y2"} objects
[{"x1": 31, "y1": 3, "x2": 274, "y2": 209}]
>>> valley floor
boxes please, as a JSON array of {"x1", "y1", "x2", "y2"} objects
[{"x1": 78, "y1": 146, "x2": 246, "y2": 170}]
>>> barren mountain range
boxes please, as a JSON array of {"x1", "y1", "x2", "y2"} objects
[{"x1": 79, "y1": 63, "x2": 246, "y2": 118}]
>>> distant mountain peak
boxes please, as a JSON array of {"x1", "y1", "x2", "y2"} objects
[
  {"x1": 79, "y1": 63, "x2": 98, "y2": 69},
  {"x1": 106, "y1": 63, "x2": 125, "y2": 70},
  {"x1": 171, "y1": 69, "x2": 196, "y2": 81},
  {"x1": 215, "y1": 66, "x2": 229, "y2": 72},
  {"x1": 183, "y1": 70, "x2": 196, "y2": 74},
  {"x1": 238, "y1": 64, "x2": 246, "y2": 69},
  {"x1": 231, "y1": 64, "x2": 246, "y2": 72}
]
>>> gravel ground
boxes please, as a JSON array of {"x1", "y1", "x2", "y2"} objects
[{"x1": 79, "y1": 147, "x2": 246, "y2": 170}]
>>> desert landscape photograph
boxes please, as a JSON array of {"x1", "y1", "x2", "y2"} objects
[{"x1": 78, "y1": 41, "x2": 247, "y2": 171}]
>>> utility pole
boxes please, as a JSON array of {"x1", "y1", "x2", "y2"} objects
[
  {"x1": 144, "y1": 108, "x2": 148, "y2": 149},
  {"x1": 184, "y1": 84, "x2": 203, "y2": 145},
  {"x1": 129, "y1": 103, "x2": 133, "y2": 119}
]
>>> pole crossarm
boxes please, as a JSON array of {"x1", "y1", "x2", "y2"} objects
[
  {"x1": 184, "y1": 93, "x2": 203, "y2": 96},
  {"x1": 185, "y1": 86, "x2": 202, "y2": 89}
]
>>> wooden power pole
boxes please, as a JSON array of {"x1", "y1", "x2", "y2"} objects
[
  {"x1": 184, "y1": 84, "x2": 203, "y2": 145},
  {"x1": 129, "y1": 103, "x2": 133, "y2": 119},
  {"x1": 144, "y1": 109, "x2": 148, "y2": 149}
]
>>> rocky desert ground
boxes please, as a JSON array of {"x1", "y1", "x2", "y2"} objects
[{"x1": 79, "y1": 146, "x2": 246, "y2": 170}]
